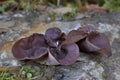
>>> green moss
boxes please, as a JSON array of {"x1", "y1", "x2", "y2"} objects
[
  {"x1": 104, "y1": 0, "x2": 120, "y2": 11},
  {"x1": 63, "y1": 9, "x2": 76, "y2": 20},
  {"x1": 0, "y1": 0, "x2": 44, "y2": 13},
  {"x1": 0, "y1": 67, "x2": 15, "y2": 80},
  {"x1": 20, "y1": 65, "x2": 36, "y2": 79},
  {"x1": 0, "y1": 63, "x2": 55, "y2": 80},
  {"x1": 102, "y1": 72, "x2": 108, "y2": 79},
  {"x1": 27, "y1": 72, "x2": 32, "y2": 79},
  {"x1": 19, "y1": 64, "x2": 49, "y2": 79},
  {"x1": 48, "y1": 11, "x2": 56, "y2": 20},
  {"x1": 0, "y1": 0, "x2": 17, "y2": 13},
  {"x1": 0, "y1": 0, "x2": 120, "y2": 13}
]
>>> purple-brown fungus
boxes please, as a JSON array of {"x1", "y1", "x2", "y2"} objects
[
  {"x1": 77, "y1": 32, "x2": 112, "y2": 57},
  {"x1": 75, "y1": 26, "x2": 112, "y2": 57},
  {"x1": 12, "y1": 33, "x2": 48, "y2": 60},
  {"x1": 12, "y1": 27, "x2": 79, "y2": 65},
  {"x1": 48, "y1": 43, "x2": 80, "y2": 65},
  {"x1": 45, "y1": 27, "x2": 62, "y2": 47},
  {"x1": 12, "y1": 26, "x2": 112, "y2": 65}
]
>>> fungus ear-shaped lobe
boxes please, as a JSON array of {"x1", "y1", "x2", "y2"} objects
[
  {"x1": 12, "y1": 33, "x2": 48, "y2": 60},
  {"x1": 45, "y1": 27, "x2": 62, "y2": 47},
  {"x1": 50, "y1": 43, "x2": 80, "y2": 65},
  {"x1": 45, "y1": 27, "x2": 62, "y2": 40},
  {"x1": 59, "y1": 43, "x2": 80, "y2": 65},
  {"x1": 12, "y1": 38, "x2": 29, "y2": 60},
  {"x1": 30, "y1": 33, "x2": 48, "y2": 47},
  {"x1": 57, "y1": 33, "x2": 67, "y2": 46},
  {"x1": 65, "y1": 30, "x2": 87, "y2": 43},
  {"x1": 46, "y1": 49, "x2": 60, "y2": 65},
  {"x1": 78, "y1": 32, "x2": 112, "y2": 57}
]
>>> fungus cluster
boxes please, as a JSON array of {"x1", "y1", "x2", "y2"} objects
[{"x1": 12, "y1": 26, "x2": 112, "y2": 65}]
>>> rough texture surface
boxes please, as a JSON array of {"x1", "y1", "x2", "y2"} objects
[{"x1": 0, "y1": 11, "x2": 120, "y2": 80}]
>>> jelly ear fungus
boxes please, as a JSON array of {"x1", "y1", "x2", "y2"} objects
[{"x1": 12, "y1": 26, "x2": 112, "y2": 65}]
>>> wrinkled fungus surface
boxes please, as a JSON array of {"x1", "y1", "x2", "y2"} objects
[
  {"x1": 12, "y1": 26, "x2": 112, "y2": 65},
  {"x1": 12, "y1": 33, "x2": 48, "y2": 60}
]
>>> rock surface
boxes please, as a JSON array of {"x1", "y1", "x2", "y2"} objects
[{"x1": 0, "y1": 11, "x2": 120, "y2": 80}]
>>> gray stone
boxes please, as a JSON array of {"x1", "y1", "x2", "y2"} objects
[
  {"x1": 0, "y1": 21, "x2": 15, "y2": 28},
  {"x1": 38, "y1": 14, "x2": 49, "y2": 22},
  {"x1": 13, "y1": 13, "x2": 24, "y2": 18},
  {"x1": 50, "y1": 7, "x2": 73, "y2": 15},
  {"x1": 0, "y1": 11, "x2": 120, "y2": 80}
]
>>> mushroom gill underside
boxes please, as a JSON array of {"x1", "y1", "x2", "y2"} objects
[{"x1": 12, "y1": 26, "x2": 112, "y2": 65}]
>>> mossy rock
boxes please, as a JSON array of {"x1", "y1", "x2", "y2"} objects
[{"x1": 0, "y1": 62, "x2": 55, "y2": 80}]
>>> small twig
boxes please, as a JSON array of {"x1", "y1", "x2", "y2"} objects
[
  {"x1": 76, "y1": 0, "x2": 82, "y2": 12},
  {"x1": 57, "y1": 0, "x2": 60, "y2": 6}
]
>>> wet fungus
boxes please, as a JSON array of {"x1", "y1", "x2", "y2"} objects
[
  {"x1": 76, "y1": 26, "x2": 112, "y2": 57},
  {"x1": 12, "y1": 26, "x2": 112, "y2": 65},
  {"x1": 45, "y1": 27, "x2": 62, "y2": 47},
  {"x1": 12, "y1": 33, "x2": 48, "y2": 60}
]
